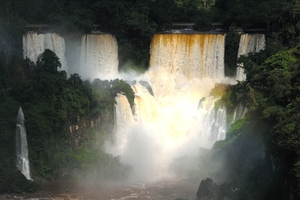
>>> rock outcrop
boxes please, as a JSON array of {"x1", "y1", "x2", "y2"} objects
[{"x1": 196, "y1": 178, "x2": 238, "y2": 200}]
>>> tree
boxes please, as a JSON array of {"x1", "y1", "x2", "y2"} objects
[
  {"x1": 36, "y1": 49, "x2": 61, "y2": 73},
  {"x1": 68, "y1": 73, "x2": 82, "y2": 87}
]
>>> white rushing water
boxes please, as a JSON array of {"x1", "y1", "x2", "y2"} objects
[
  {"x1": 16, "y1": 107, "x2": 32, "y2": 180},
  {"x1": 107, "y1": 34, "x2": 228, "y2": 181},
  {"x1": 232, "y1": 104, "x2": 248, "y2": 124},
  {"x1": 150, "y1": 34, "x2": 225, "y2": 80},
  {"x1": 236, "y1": 34, "x2": 265, "y2": 81},
  {"x1": 80, "y1": 34, "x2": 119, "y2": 80},
  {"x1": 23, "y1": 32, "x2": 68, "y2": 72},
  {"x1": 22, "y1": 32, "x2": 229, "y2": 182}
]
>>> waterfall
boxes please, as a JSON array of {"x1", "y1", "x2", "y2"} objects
[
  {"x1": 232, "y1": 104, "x2": 247, "y2": 123},
  {"x1": 108, "y1": 93, "x2": 135, "y2": 156},
  {"x1": 150, "y1": 34, "x2": 225, "y2": 80},
  {"x1": 107, "y1": 34, "x2": 227, "y2": 180},
  {"x1": 23, "y1": 32, "x2": 68, "y2": 72},
  {"x1": 22, "y1": 32, "x2": 118, "y2": 79},
  {"x1": 21, "y1": 30, "x2": 229, "y2": 180},
  {"x1": 197, "y1": 97, "x2": 227, "y2": 147},
  {"x1": 80, "y1": 34, "x2": 118, "y2": 80},
  {"x1": 236, "y1": 34, "x2": 265, "y2": 81},
  {"x1": 16, "y1": 107, "x2": 32, "y2": 180}
]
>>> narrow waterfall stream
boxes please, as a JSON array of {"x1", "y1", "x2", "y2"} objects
[
  {"x1": 236, "y1": 34, "x2": 266, "y2": 81},
  {"x1": 16, "y1": 107, "x2": 32, "y2": 180}
]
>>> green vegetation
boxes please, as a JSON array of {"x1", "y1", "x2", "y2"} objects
[
  {"x1": 224, "y1": 33, "x2": 240, "y2": 77},
  {"x1": 213, "y1": 42, "x2": 300, "y2": 199},
  {"x1": 0, "y1": 49, "x2": 134, "y2": 192},
  {"x1": 1, "y1": 0, "x2": 300, "y2": 198},
  {"x1": 0, "y1": 0, "x2": 217, "y2": 70},
  {"x1": 210, "y1": 84, "x2": 228, "y2": 98}
]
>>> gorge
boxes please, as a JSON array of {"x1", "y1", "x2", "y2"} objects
[
  {"x1": 2, "y1": 0, "x2": 300, "y2": 199},
  {"x1": 21, "y1": 31, "x2": 265, "y2": 184}
]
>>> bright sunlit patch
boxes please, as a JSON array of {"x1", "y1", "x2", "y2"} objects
[
  {"x1": 105, "y1": 34, "x2": 228, "y2": 181},
  {"x1": 106, "y1": 69, "x2": 227, "y2": 181}
]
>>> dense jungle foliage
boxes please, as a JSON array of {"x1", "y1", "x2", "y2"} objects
[
  {"x1": 0, "y1": 49, "x2": 134, "y2": 192},
  {"x1": 213, "y1": 41, "x2": 300, "y2": 199},
  {"x1": 1, "y1": 0, "x2": 300, "y2": 199},
  {"x1": 2, "y1": 0, "x2": 299, "y2": 68}
]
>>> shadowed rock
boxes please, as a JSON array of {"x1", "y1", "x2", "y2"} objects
[{"x1": 196, "y1": 178, "x2": 238, "y2": 200}]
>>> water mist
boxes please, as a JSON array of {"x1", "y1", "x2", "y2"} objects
[
  {"x1": 80, "y1": 34, "x2": 119, "y2": 80},
  {"x1": 106, "y1": 34, "x2": 228, "y2": 182},
  {"x1": 21, "y1": 31, "x2": 232, "y2": 183}
]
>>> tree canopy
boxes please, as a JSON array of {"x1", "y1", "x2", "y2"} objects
[
  {"x1": 0, "y1": 49, "x2": 134, "y2": 192},
  {"x1": 213, "y1": 42, "x2": 300, "y2": 199}
]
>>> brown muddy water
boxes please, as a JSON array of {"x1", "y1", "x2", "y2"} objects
[{"x1": 0, "y1": 178, "x2": 198, "y2": 200}]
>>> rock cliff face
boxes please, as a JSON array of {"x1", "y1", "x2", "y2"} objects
[
  {"x1": 196, "y1": 178, "x2": 238, "y2": 200},
  {"x1": 67, "y1": 116, "x2": 101, "y2": 146},
  {"x1": 51, "y1": 111, "x2": 115, "y2": 180},
  {"x1": 64, "y1": 109, "x2": 114, "y2": 149},
  {"x1": 198, "y1": 122, "x2": 280, "y2": 199}
]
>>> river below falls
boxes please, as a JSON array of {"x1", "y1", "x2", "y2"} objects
[{"x1": 0, "y1": 178, "x2": 198, "y2": 200}]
